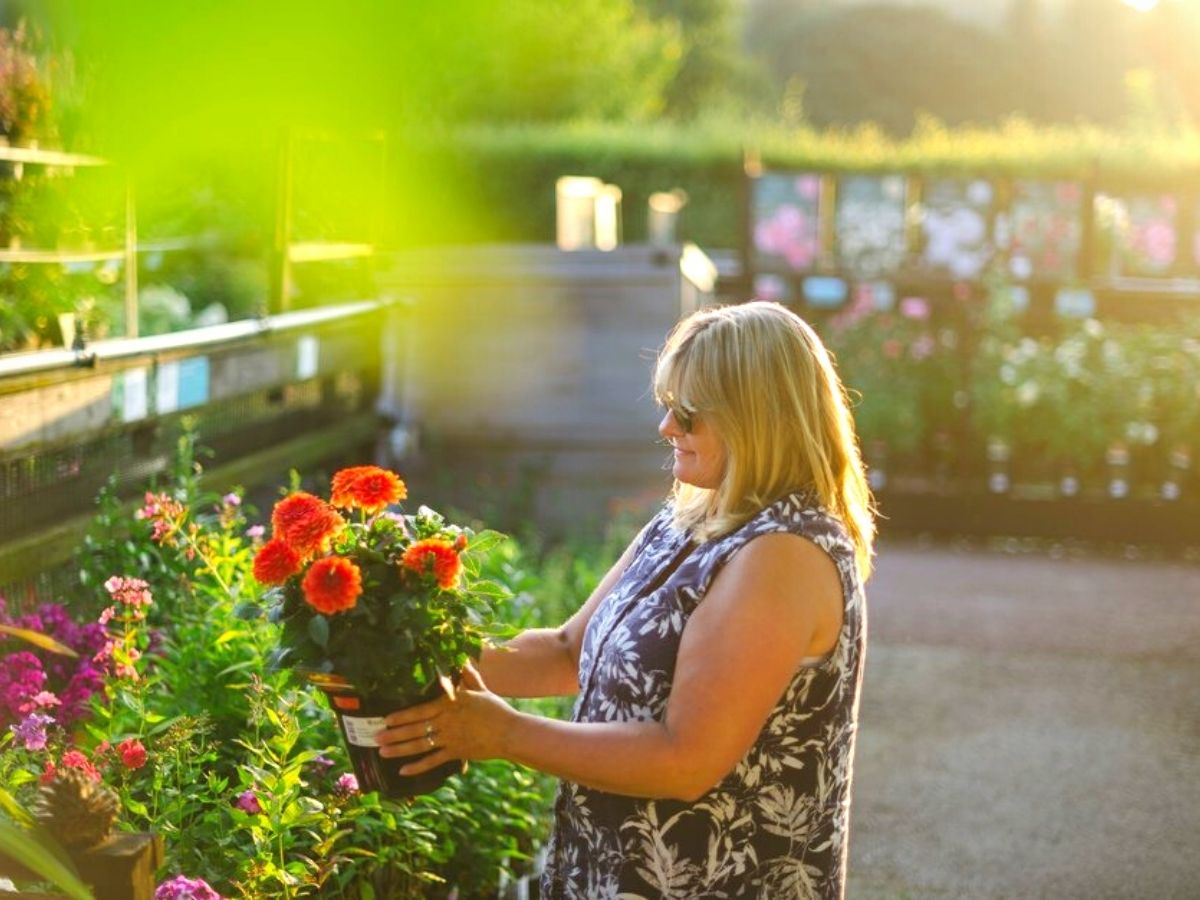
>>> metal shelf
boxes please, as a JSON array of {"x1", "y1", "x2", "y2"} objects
[
  {"x1": 0, "y1": 144, "x2": 108, "y2": 167},
  {"x1": 0, "y1": 247, "x2": 125, "y2": 264},
  {"x1": 287, "y1": 241, "x2": 374, "y2": 263}
]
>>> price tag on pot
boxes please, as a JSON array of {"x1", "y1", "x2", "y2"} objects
[{"x1": 340, "y1": 715, "x2": 387, "y2": 748}]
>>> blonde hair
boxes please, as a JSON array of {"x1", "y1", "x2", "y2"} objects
[{"x1": 653, "y1": 301, "x2": 876, "y2": 580}]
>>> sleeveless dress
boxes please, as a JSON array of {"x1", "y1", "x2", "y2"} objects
[{"x1": 539, "y1": 491, "x2": 867, "y2": 900}]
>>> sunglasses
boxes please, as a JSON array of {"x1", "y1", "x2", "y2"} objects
[{"x1": 661, "y1": 397, "x2": 695, "y2": 434}]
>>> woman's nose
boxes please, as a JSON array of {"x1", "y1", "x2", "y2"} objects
[{"x1": 658, "y1": 410, "x2": 680, "y2": 438}]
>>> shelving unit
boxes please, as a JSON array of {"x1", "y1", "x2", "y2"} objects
[
  {"x1": 270, "y1": 129, "x2": 388, "y2": 311},
  {"x1": 0, "y1": 142, "x2": 140, "y2": 338}
]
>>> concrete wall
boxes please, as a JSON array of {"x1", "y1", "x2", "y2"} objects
[{"x1": 377, "y1": 243, "x2": 716, "y2": 534}]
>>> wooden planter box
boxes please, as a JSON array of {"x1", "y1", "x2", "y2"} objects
[{"x1": 0, "y1": 832, "x2": 162, "y2": 900}]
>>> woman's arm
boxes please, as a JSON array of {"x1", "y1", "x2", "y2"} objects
[
  {"x1": 378, "y1": 532, "x2": 844, "y2": 801},
  {"x1": 476, "y1": 536, "x2": 640, "y2": 699}
]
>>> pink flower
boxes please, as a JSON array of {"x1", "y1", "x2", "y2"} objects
[
  {"x1": 899, "y1": 296, "x2": 931, "y2": 320},
  {"x1": 118, "y1": 738, "x2": 147, "y2": 770},
  {"x1": 334, "y1": 773, "x2": 359, "y2": 796},
  {"x1": 155, "y1": 875, "x2": 222, "y2": 900},
  {"x1": 234, "y1": 788, "x2": 263, "y2": 815},
  {"x1": 60, "y1": 749, "x2": 101, "y2": 782},
  {"x1": 103, "y1": 576, "x2": 153, "y2": 612}
]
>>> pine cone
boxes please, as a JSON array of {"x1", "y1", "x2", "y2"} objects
[{"x1": 31, "y1": 767, "x2": 119, "y2": 849}]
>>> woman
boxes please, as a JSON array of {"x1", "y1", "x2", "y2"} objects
[{"x1": 376, "y1": 300, "x2": 875, "y2": 899}]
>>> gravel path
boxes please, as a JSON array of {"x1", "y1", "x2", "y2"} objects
[{"x1": 846, "y1": 541, "x2": 1200, "y2": 899}]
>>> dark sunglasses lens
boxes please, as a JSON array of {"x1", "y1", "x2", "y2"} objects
[{"x1": 675, "y1": 407, "x2": 693, "y2": 433}]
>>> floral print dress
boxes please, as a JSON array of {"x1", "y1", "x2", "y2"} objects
[{"x1": 540, "y1": 492, "x2": 867, "y2": 899}]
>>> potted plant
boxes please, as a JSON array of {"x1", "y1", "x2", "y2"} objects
[{"x1": 252, "y1": 466, "x2": 509, "y2": 799}]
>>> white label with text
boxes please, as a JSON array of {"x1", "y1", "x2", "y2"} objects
[{"x1": 341, "y1": 715, "x2": 386, "y2": 748}]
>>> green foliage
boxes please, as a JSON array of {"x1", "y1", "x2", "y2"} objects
[
  {"x1": 824, "y1": 298, "x2": 960, "y2": 460},
  {"x1": 970, "y1": 287, "x2": 1200, "y2": 469},
  {"x1": 398, "y1": 117, "x2": 1200, "y2": 250}
]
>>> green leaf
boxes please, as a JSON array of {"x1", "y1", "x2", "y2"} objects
[
  {"x1": 215, "y1": 629, "x2": 249, "y2": 646},
  {"x1": 0, "y1": 625, "x2": 79, "y2": 658},
  {"x1": 466, "y1": 529, "x2": 508, "y2": 555},
  {"x1": 308, "y1": 615, "x2": 330, "y2": 648},
  {"x1": 0, "y1": 820, "x2": 94, "y2": 900},
  {"x1": 0, "y1": 786, "x2": 33, "y2": 827}
]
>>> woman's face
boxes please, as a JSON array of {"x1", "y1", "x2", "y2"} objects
[{"x1": 658, "y1": 406, "x2": 727, "y2": 489}]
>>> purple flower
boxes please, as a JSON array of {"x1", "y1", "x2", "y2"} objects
[
  {"x1": 234, "y1": 788, "x2": 262, "y2": 815},
  {"x1": 244, "y1": 524, "x2": 265, "y2": 540},
  {"x1": 10, "y1": 712, "x2": 54, "y2": 750},
  {"x1": 308, "y1": 754, "x2": 335, "y2": 776},
  {"x1": 334, "y1": 773, "x2": 359, "y2": 796},
  {"x1": 154, "y1": 875, "x2": 222, "y2": 900},
  {"x1": 222, "y1": 493, "x2": 241, "y2": 508}
]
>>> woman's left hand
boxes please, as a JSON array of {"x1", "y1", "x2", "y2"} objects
[{"x1": 375, "y1": 662, "x2": 515, "y2": 776}]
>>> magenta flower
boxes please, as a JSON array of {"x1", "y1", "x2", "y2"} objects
[
  {"x1": 11, "y1": 712, "x2": 54, "y2": 750},
  {"x1": 334, "y1": 773, "x2": 359, "y2": 796},
  {"x1": 154, "y1": 875, "x2": 222, "y2": 900},
  {"x1": 0, "y1": 652, "x2": 46, "y2": 725},
  {"x1": 234, "y1": 788, "x2": 263, "y2": 815}
]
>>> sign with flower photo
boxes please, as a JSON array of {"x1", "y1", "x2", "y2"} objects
[
  {"x1": 251, "y1": 465, "x2": 510, "y2": 796},
  {"x1": 1094, "y1": 192, "x2": 1179, "y2": 279},
  {"x1": 751, "y1": 173, "x2": 823, "y2": 274},
  {"x1": 918, "y1": 178, "x2": 995, "y2": 280},
  {"x1": 1001, "y1": 180, "x2": 1083, "y2": 282},
  {"x1": 834, "y1": 175, "x2": 908, "y2": 278}
]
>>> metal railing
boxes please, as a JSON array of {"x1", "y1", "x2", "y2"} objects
[{"x1": 0, "y1": 299, "x2": 398, "y2": 601}]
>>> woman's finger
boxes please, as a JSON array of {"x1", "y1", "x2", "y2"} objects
[
  {"x1": 399, "y1": 747, "x2": 454, "y2": 776},
  {"x1": 460, "y1": 661, "x2": 486, "y2": 692},
  {"x1": 384, "y1": 701, "x2": 443, "y2": 727},
  {"x1": 375, "y1": 723, "x2": 431, "y2": 756}
]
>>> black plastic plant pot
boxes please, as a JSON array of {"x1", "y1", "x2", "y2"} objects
[{"x1": 310, "y1": 675, "x2": 463, "y2": 799}]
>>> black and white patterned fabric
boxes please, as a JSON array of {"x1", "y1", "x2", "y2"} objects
[{"x1": 540, "y1": 492, "x2": 867, "y2": 899}]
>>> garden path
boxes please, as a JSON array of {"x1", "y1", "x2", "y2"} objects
[{"x1": 848, "y1": 540, "x2": 1200, "y2": 899}]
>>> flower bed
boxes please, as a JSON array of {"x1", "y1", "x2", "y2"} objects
[{"x1": 0, "y1": 435, "x2": 571, "y2": 898}]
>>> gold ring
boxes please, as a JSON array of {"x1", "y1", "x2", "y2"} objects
[
  {"x1": 426, "y1": 732, "x2": 436, "y2": 749},
  {"x1": 424, "y1": 722, "x2": 433, "y2": 738}
]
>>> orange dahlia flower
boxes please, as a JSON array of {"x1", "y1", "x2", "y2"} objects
[
  {"x1": 302, "y1": 556, "x2": 362, "y2": 615},
  {"x1": 271, "y1": 492, "x2": 345, "y2": 558},
  {"x1": 252, "y1": 538, "x2": 303, "y2": 585},
  {"x1": 401, "y1": 538, "x2": 463, "y2": 590},
  {"x1": 330, "y1": 465, "x2": 407, "y2": 514}
]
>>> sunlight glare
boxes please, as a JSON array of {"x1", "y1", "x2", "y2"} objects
[{"x1": 1121, "y1": 0, "x2": 1160, "y2": 11}]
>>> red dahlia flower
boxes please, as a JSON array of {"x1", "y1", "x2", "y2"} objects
[
  {"x1": 401, "y1": 538, "x2": 463, "y2": 590},
  {"x1": 271, "y1": 492, "x2": 345, "y2": 558},
  {"x1": 302, "y1": 556, "x2": 363, "y2": 615},
  {"x1": 252, "y1": 538, "x2": 304, "y2": 585},
  {"x1": 330, "y1": 466, "x2": 407, "y2": 514}
]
